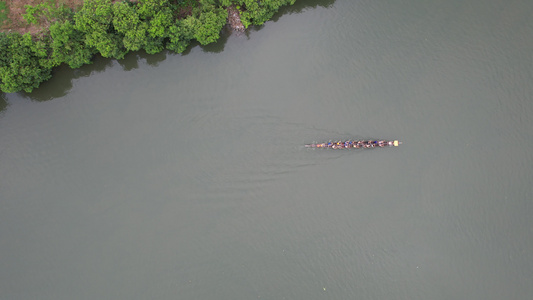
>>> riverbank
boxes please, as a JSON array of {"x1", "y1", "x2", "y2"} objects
[{"x1": 1, "y1": 0, "x2": 294, "y2": 93}]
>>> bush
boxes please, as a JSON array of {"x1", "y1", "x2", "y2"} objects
[{"x1": 0, "y1": 32, "x2": 53, "y2": 93}]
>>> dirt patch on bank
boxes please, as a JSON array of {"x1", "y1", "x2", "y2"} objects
[
  {"x1": 227, "y1": 5, "x2": 244, "y2": 31},
  {"x1": 1, "y1": 0, "x2": 84, "y2": 34}
]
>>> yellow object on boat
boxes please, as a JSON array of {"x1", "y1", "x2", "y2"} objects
[{"x1": 393, "y1": 140, "x2": 399, "y2": 147}]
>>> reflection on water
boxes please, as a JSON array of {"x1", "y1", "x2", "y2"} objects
[
  {"x1": 24, "y1": 51, "x2": 173, "y2": 102},
  {"x1": 278, "y1": 0, "x2": 336, "y2": 16},
  {"x1": 139, "y1": 50, "x2": 168, "y2": 67},
  {"x1": 0, "y1": 94, "x2": 7, "y2": 113},
  {"x1": 20, "y1": 56, "x2": 114, "y2": 101}
]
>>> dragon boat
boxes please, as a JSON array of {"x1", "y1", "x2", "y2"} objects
[{"x1": 305, "y1": 140, "x2": 401, "y2": 149}]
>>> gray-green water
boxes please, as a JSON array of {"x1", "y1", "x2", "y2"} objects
[{"x1": 1, "y1": 0, "x2": 532, "y2": 299}]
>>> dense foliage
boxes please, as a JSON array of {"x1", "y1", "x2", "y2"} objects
[
  {"x1": 0, "y1": 32, "x2": 53, "y2": 93},
  {"x1": 0, "y1": 0, "x2": 296, "y2": 93}
]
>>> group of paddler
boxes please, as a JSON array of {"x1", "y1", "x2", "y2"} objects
[{"x1": 305, "y1": 140, "x2": 400, "y2": 149}]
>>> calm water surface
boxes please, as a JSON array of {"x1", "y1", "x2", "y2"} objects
[{"x1": 1, "y1": 0, "x2": 532, "y2": 299}]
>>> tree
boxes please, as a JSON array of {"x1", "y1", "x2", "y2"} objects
[
  {"x1": 75, "y1": 0, "x2": 126, "y2": 59},
  {"x1": 166, "y1": 20, "x2": 193, "y2": 53},
  {"x1": 112, "y1": 0, "x2": 175, "y2": 54},
  {"x1": 136, "y1": 0, "x2": 174, "y2": 54},
  {"x1": 193, "y1": 8, "x2": 227, "y2": 45},
  {"x1": 112, "y1": 1, "x2": 147, "y2": 52},
  {"x1": 49, "y1": 20, "x2": 95, "y2": 68}
]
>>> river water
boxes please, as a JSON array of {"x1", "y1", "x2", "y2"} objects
[{"x1": 1, "y1": 0, "x2": 532, "y2": 299}]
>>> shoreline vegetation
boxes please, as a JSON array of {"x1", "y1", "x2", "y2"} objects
[{"x1": 0, "y1": 0, "x2": 296, "y2": 93}]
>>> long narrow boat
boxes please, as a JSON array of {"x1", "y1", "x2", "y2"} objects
[{"x1": 305, "y1": 140, "x2": 401, "y2": 149}]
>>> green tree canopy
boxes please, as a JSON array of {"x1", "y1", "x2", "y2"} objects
[
  {"x1": 0, "y1": 33, "x2": 52, "y2": 93},
  {"x1": 112, "y1": 1, "x2": 147, "y2": 52},
  {"x1": 193, "y1": 7, "x2": 227, "y2": 45},
  {"x1": 49, "y1": 20, "x2": 96, "y2": 68},
  {"x1": 75, "y1": 0, "x2": 126, "y2": 59}
]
